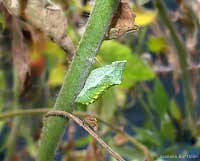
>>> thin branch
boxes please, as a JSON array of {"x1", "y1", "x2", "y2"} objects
[
  {"x1": 0, "y1": 108, "x2": 153, "y2": 160},
  {"x1": 92, "y1": 114, "x2": 153, "y2": 161},
  {"x1": 45, "y1": 110, "x2": 125, "y2": 161},
  {"x1": 153, "y1": 64, "x2": 200, "y2": 73},
  {"x1": 0, "y1": 108, "x2": 50, "y2": 120}
]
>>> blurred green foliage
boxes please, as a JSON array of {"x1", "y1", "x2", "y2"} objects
[
  {"x1": 99, "y1": 40, "x2": 155, "y2": 88},
  {"x1": 0, "y1": 0, "x2": 200, "y2": 161},
  {"x1": 147, "y1": 36, "x2": 167, "y2": 54}
]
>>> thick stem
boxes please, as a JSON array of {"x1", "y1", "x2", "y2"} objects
[
  {"x1": 37, "y1": 0, "x2": 120, "y2": 161},
  {"x1": 154, "y1": 0, "x2": 196, "y2": 132}
]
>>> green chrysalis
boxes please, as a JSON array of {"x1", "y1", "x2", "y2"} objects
[{"x1": 75, "y1": 60, "x2": 127, "y2": 105}]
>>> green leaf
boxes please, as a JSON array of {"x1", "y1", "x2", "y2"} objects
[
  {"x1": 134, "y1": 8, "x2": 158, "y2": 26},
  {"x1": 75, "y1": 60, "x2": 127, "y2": 105},
  {"x1": 98, "y1": 88, "x2": 117, "y2": 122},
  {"x1": 75, "y1": 135, "x2": 92, "y2": 148},
  {"x1": 48, "y1": 65, "x2": 66, "y2": 86},
  {"x1": 134, "y1": 127, "x2": 161, "y2": 147},
  {"x1": 0, "y1": 70, "x2": 5, "y2": 89},
  {"x1": 106, "y1": 134, "x2": 144, "y2": 160},
  {"x1": 169, "y1": 99, "x2": 182, "y2": 122},
  {"x1": 87, "y1": 88, "x2": 118, "y2": 132},
  {"x1": 0, "y1": 70, "x2": 5, "y2": 109},
  {"x1": 44, "y1": 40, "x2": 66, "y2": 71},
  {"x1": 98, "y1": 40, "x2": 155, "y2": 88},
  {"x1": 147, "y1": 36, "x2": 167, "y2": 54},
  {"x1": 0, "y1": 14, "x2": 5, "y2": 32},
  {"x1": 159, "y1": 115, "x2": 176, "y2": 143},
  {"x1": 152, "y1": 80, "x2": 170, "y2": 117}
]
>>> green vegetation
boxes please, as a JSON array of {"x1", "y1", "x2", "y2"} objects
[{"x1": 0, "y1": 0, "x2": 200, "y2": 161}]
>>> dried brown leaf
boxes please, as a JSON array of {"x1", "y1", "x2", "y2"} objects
[
  {"x1": 1, "y1": 2, "x2": 50, "y2": 94},
  {"x1": 167, "y1": 48, "x2": 181, "y2": 94},
  {"x1": 11, "y1": 154, "x2": 20, "y2": 161},
  {"x1": 19, "y1": 0, "x2": 28, "y2": 18},
  {"x1": 186, "y1": 35, "x2": 197, "y2": 55},
  {"x1": 106, "y1": 0, "x2": 138, "y2": 39},
  {"x1": 188, "y1": 57, "x2": 198, "y2": 103},
  {"x1": 84, "y1": 115, "x2": 99, "y2": 131},
  {"x1": 4, "y1": 0, "x2": 75, "y2": 60},
  {"x1": 84, "y1": 140, "x2": 105, "y2": 161},
  {"x1": 0, "y1": 2, "x2": 31, "y2": 93},
  {"x1": 114, "y1": 133, "x2": 129, "y2": 146},
  {"x1": 11, "y1": 17, "x2": 31, "y2": 93},
  {"x1": 191, "y1": 68, "x2": 198, "y2": 103},
  {"x1": 176, "y1": 0, "x2": 195, "y2": 29},
  {"x1": 62, "y1": 121, "x2": 76, "y2": 161}
]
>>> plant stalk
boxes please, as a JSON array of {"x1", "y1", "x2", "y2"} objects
[
  {"x1": 0, "y1": 108, "x2": 153, "y2": 159},
  {"x1": 0, "y1": 108, "x2": 50, "y2": 120},
  {"x1": 37, "y1": 0, "x2": 120, "y2": 160},
  {"x1": 154, "y1": 0, "x2": 196, "y2": 132}
]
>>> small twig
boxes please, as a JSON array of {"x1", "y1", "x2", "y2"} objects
[
  {"x1": 92, "y1": 114, "x2": 153, "y2": 161},
  {"x1": 0, "y1": 108, "x2": 50, "y2": 121},
  {"x1": 0, "y1": 109, "x2": 152, "y2": 159},
  {"x1": 153, "y1": 64, "x2": 200, "y2": 73},
  {"x1": 45, "y1": 110, "x2": 125, "y2": 161}
]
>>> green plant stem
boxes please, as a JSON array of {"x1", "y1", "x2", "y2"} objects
[
  {"x1": 4, "y1": 67, "x2": 20, "y2": 161},
  {"x1": 135, "y1": 26, "x2": 148, "y2": 55},
  {"x1": 154, "y1": 0, "x2": 196, "y2": 131},
  {"x1": 138, "y1": 94, "x2": 157, "y2": 131},
  {"x1": 0, "y1": 108, "x2": 50, "y2": 120},
  {"x1": 37, "y1": 0, "x2": 120, "y2": 160}
]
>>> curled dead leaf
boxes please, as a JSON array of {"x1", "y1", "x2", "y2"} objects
[
  {"x1": 84, "y1": 140, "x2": 105, "y2": 161},
  {"x1": 0, "y1": 3, "x2": 48, "y2": 95},
  {"x1": 106, "y1": 0, "x2": 138, "y2": 39},
  {"x1": 4, "y1": 0, "x2": 75, "y2": 60},
  {"x1": 62, "y1": 121, "x2": 76, "y2": 161},
  {"x1": 84, "y1": 115, "x2": 99, "y2": 131},
  {"x1": 0, "y1": 2, "x2": 31, "y2": 94},
  {"x1": 166, "y1": 48, "x2": 181, "y2": 94},
  {"x1": 188, "y1": 58, "x2": 198, "y2": 103},
  {"x1": 114, "y1": 133, "x2": 129, "y2": 146},
  {"x1": 11, "y1": 17, "x2": 32, "y2": 94}
]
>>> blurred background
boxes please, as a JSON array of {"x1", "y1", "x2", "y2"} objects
[{"x1": 0, "y1": 0, "x2": 200, "y2": 161}]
